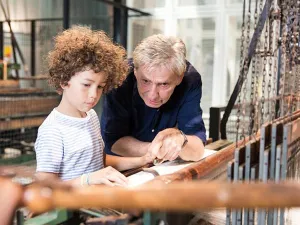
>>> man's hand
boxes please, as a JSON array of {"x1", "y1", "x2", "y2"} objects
[
  {"x1": 149, "y1": 128, "x2": 185, "y2": 162},
  {"x1": 90, "y1": 166, "x2": 128, "y2": 187}
]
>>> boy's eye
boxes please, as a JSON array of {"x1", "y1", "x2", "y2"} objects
[
  {"x1": 83, "y1": 84, "x2": 91, "y2": 87},
  {"x1": 98, "y1": 85, "x2": 104, "y2": 89}
]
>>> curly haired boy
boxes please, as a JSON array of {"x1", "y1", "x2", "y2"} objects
[{"x1": 35, "y1": 26, "x2": 154, "y2": 187}]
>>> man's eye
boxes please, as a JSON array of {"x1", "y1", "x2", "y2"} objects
[{"x1": 142, "y1": 79, "x2": 148, "y2": 83}]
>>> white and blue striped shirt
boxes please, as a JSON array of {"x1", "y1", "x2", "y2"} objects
[{"x1": 35, "y1": 109, "x2": 104, "y2": 180}]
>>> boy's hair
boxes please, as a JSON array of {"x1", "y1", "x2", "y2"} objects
[
  {"x1": 47, "y1": 25, "x2": 128, "y2": 94},
  {"x1": 133, "y1": 34, "x2": 186, "y2": 76}
]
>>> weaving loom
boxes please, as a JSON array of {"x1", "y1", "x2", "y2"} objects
[{"x1": 0, "y1": 0, "x2": 299, "y2": 224}]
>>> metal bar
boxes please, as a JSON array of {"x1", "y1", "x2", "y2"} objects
[
  {"x1": 279, "y1": 124, "x2": 290, "y2": 225},
  {"x1": 268, "y1": 124, "x2": 278, "y2": 225},
  {"x1": 30, "y1": 20, "x2": 36, "y2": 76},
  {"x1": 95, "y1": 0, "x2": 151, "y2": 16},
  {"x1": 270, "y1": 123, "x2": 277, "y2": 180},
  {"x1": 226, "y1": 162, "x2": 233, "y2": 225},
  {"x1": 281, "y1": 124, "x2": 289, "y2": 180},
  {"x1": 234, "y1": 149, "x2": 240, "y2": 182},
  {"x1": 259, "y1": 126, "x2": 266, "y2": 181},
  {"x1": 245, "y1": 142, "x2": 251, "y2": 181},
  {"x1": 0, "y1": 21, "x2": 3, "y2": 60},
  {"x1": 63, "y1": 0, "x2": 70, "y2": 29},
  {"x1": 209, "y1": 107, "x2": 222, "y2": 141},
  {"x1": 244, "y1": 143, "x2": 252, "y2": 225},
  {"x1": 113, "y1": 0, "x2": 128, "y2": 48},
  {"x1": 232, "y1": 149, "x2": 240, "y2": 225},
  {"x1": 0, "y1": 18, "x2": 63, "y2": 22},
  {"x1": 248, "y1": 167, "x2": 256, "y2": 225},
  {"x1": 237, "y1": 166, "x2": 244, "y2": 225},
  {"x1": 261, "y1": 150, "x2": 269, "y2": 224},
  {"x1": 220, "y1": 0, "x2": 273, "y2": 139},
  {"x1": 273, "y1": 145, "x2": 281, "y2": 225}
]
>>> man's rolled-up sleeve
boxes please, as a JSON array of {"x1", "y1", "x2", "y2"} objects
[{"x1": 177, "y1": 78, "x2": 206, "y2": 144}]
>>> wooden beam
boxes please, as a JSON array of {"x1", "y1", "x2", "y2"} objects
[
  {"x1": 20, "y1": 180, "x2": 300, "y2": 213},
  {"x1": 0, "y1": 79, "x2": 19, "y2": 88},
  {"x1": 0, "y1": 97, "x2": 59, "y2": 118},
  {"x1": 0, "y1": 116, "x2": 45, "y2": 130}
]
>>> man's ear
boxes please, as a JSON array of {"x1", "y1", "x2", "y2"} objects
[
  {"x1": 176, "y1": 73, "x2": 184, "y2": 85},
  {"x1": 134, "y1": 68, "x2": 137, "y2": 77}
]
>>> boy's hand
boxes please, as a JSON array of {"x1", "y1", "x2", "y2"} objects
[{"x1": 90, "y1": 166, "x2": 128, "y2": 187}]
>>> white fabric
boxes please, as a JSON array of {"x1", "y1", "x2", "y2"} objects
[
  {"x1": 35, "y1": 108, "x2": 104, "y2": 180},
  {"x1": 127, "y1": 149, "x2": 217, "y2": 187}
]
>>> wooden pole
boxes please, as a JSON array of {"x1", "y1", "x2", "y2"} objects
[
  {"x1": 21, "y1": 181, "x2": 300, "y2": 213},
  {"x1": 0, "y1": 60, "x2": 7, "y2": 80}
]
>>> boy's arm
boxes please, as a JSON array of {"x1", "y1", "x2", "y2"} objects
[
  {"x1": 105, "y1": 154, "x2": 154, "y2": 171},
  {"x1": 36, "y1": 167, "x2": 128, "y2": 187}
]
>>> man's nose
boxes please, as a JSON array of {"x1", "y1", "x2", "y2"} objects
[{"x1": 148, "y1": 85, "x2": 159, "y2": 99}]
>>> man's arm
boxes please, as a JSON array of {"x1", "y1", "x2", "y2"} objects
[
  {"x1": 111, "y1": 136, "x2": 149, "y2": 157},
  {"x1": 150, "y1": 64, "x2": 206, "y2": 162},
  {"x1": 179, "y1": 135, "x2": 204, "y2": 161},
  {"x1": 150, "y1": 128, "x2": 204, "y2": 162},
  {"x1": 105, "y1": 153, "x2": 154, "y2": 171}
]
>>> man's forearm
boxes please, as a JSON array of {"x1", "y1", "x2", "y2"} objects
[
  {"x1": 179, "y1": 135, "x2": 204, "y2": 161},
  {"x1": 105, "y1": 155, "x2": 148, "y2": 171},
  {"x1": 111, "y1": 136, "x2": 150, "y2": 157}
]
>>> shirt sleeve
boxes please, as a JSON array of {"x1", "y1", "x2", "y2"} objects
[
  {"x1": 177, "y1": 73, "x2": 207, "y2": 144},
  {"x1": 101, "y1": 76, "x2": 133, "y2": 155},
  {"x1": 35, "y1": 126, "x2": 63, "y2": 173}
]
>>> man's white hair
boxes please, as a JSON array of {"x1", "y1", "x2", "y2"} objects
[{"x1": 133, "y1": 34, "x2": 187, "y2": 76}]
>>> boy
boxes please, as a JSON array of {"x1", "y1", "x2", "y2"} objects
[{"x1": 35, "y1": 26, "x2": 154, "y2": 187}]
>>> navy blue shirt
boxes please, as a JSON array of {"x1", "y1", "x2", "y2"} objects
[{"x1": 101, "y1": 60, "x2": 206, "y2": 155}]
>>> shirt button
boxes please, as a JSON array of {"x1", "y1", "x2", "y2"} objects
[{"x1": 152, "y1": 129, "x2": 154, "y2": 132}]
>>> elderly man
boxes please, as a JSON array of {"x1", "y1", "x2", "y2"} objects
[{"x1": 101, "y1": 34, "x2": 206, "y2": 163}]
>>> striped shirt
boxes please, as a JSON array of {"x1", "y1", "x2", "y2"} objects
[{"x1": 35, "y1": 108, "x2": 104, "y2": 180}]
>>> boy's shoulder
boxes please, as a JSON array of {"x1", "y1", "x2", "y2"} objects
[{"x1": 38, "y1": 109, "x2": 62, "y2": 133}]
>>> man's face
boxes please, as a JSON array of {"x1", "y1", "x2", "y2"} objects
[{"x1": 134, "y1": 65, "x2": 183, "y2": 108}]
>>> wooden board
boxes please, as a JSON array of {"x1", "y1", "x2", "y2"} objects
[
  {"x1": 0, "y1": 96, "x2": 59, "y2": 118},
  {"x1": 0, "y1": 116, "x2": 46, "y2": 130},
  {"x1": 0, "y1": 80, "x2": 19, "y2": 88}
]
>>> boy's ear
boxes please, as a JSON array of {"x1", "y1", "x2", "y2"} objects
[{"x1": 60, "y1": 82, "x2": 69, "y2": 90}]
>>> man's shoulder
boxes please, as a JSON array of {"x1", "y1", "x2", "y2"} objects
[{"x1": 182, "y1": 61, "x2": 202, "y2": 87}]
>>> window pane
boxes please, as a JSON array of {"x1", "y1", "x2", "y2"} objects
[
  {"x1": 128, "y1": 18, "x2": 164, "y2": 56},
  {"x1": 128, "y1": 0, "x2": 165, "y2": 8},
  {"x1": 227, "y1": 0, "x2": 243, "y2": 4},
  {"x1": 178, "y1": 0, "x2": 217, "y2": 6},
  {"x1": 177, "y1": 18, "x2": 215, "y2": 113}
]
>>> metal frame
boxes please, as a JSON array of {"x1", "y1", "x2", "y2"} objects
[{"x1": 220, "y1": 0, "x2": 273, "y2": 139}]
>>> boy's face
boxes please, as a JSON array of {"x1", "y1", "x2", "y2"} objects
[{"x1": 61, "y1": 70, "x2": 107, "y2": 116}]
